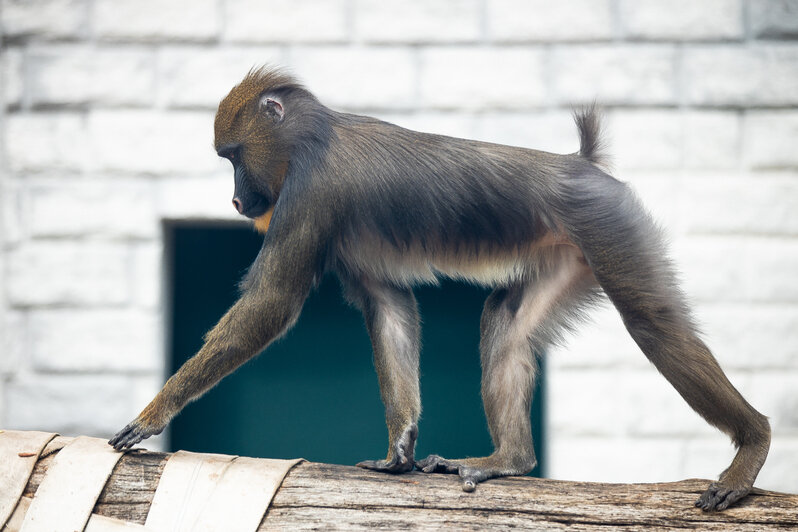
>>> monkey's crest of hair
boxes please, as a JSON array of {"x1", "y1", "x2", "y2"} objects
[{"x1": 214, "y1": 67, "x2": 303, "y2": 143}]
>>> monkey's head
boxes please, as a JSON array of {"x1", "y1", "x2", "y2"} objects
[{"x1": 214, "y1": 68, "x2": 301, "y2": 232}]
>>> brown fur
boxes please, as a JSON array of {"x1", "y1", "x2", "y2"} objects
[{"x1": 110, "y1": 68, "x2": 769, "y2": 512}]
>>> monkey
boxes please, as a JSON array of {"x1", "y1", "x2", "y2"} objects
[{"x1": 109, "y1": 67, "x2": 770, "y2": 512}]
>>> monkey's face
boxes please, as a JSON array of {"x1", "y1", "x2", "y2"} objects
[
  {"x1": 217, "y1": 144, "x2": 272, "y2": 219},
  {"x1": 214, "y1": 88, "x2": 288, "y2": 221}
]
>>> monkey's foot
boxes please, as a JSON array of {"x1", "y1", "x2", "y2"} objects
[
  {"x1": 416, "y1": 454, "x2": 534, "y2": 492},
  {"x1": 357, "y1": 423, "x2": 417, "y2": 474},
  {"x1": 108, "y1": 418, "x2": 163, "y2": 451},
  {"x1": 695, "y1": 480, "x2": 751, "y2": 511}
]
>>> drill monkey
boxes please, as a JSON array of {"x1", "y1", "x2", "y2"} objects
[{"x1": 111, "y1": 68, "x2": 770, "y2": 512}]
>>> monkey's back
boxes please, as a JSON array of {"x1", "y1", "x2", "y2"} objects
[{"x1": 325, "y1": 114, "x2": 586, "y2": 287}]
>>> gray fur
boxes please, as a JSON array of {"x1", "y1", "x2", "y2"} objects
[{"x1": 111, "y1": 68, "x2": 769, "y2": 512}]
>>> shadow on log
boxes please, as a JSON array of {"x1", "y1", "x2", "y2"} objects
[{"x1": 16, "y1": 436, "x2": 798, "y2": 531}]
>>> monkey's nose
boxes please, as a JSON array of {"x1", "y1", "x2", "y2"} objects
[{"x1": 232, "y1": 198, "x2": 243, "y2": 214}]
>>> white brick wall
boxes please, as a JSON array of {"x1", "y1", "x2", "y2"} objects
[{"x1": 1, "y1": 0, "x2": 796, "y2": 495}]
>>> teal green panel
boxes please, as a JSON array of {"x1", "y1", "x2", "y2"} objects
[{"x1": 167, "y1": 223, "x2": 545, "y2": 476}]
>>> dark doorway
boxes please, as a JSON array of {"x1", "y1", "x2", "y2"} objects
[{"x1": 166, "y1": 222, "x2": 545, "y2": 476}]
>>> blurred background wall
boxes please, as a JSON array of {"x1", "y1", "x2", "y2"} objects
[{"x1": 1, "y1": 0, "x2": 796, "y2": 492}]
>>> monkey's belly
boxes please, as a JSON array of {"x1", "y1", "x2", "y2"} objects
[{"x1": 337, "y1": 234, "x2": 577, "y2": 287}]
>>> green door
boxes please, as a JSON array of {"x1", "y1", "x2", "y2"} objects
[{"x1": 167, "y1": 223, "x2": 545, "y2": 476}]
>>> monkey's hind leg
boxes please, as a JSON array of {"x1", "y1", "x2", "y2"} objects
[
  {"x1": 562, "y1": 171, "x2": 770, "y2": 511},
  {"x1": 418, "y1": 250, "x2": 597, "y2": 491},
  {"x1": 346, "y1": 279, "x2": 421, "y2": 473}
]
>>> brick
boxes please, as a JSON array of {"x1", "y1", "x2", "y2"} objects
[
  {"x1": 88, "y1": 110, "x2": 217, "y2": 174},
  {"x1": 1, "y1": 0, "x2": 88, "y2": 40},
  {"x1": 30, "y1": 309, "x2": 160, "y2": 372},
  {"x1": 618, "y1": 0, "x2": 743, "y2": 40},
  {"x1": 549, "y1": 368, "x2": 715, "y2": 438},
  {"x1": 28, "y1": 45, "x2": 155, "y2": 107},
  {"x1": 420, "y1": 47, "x2": 545, "y2": 110},
  {"x1": 158, "y1": 48, "x2": 283, "y2": 109},
  {"x1": 607, "y1": 110, "x2": 682, "y2": 171},
  {"x1": 683, "y1": 174, "x2": 798, "y2": 235},
  {"x1": 751, "y1": 436, "x2": 798, "y2": 493},
  {"x1": 486, "y1": 0, "x2": 613, "y2": 42},
  {"x1": 0, "y1": 382, "x2": 5, "y2": 426},
  {"x1": 742, "y1": 239, "x2": 798, "y2": 303},
  {"x1": 131, "y1": 375, "x2": 167, "y2": 451},
  {"x1": 744, "y1": 111, "x2": 798, "y2": 169},
  {"x1": 624, "y1": 173, "x2": 685, "y2": 231},
  {"x1": 94, "y1": 0, "x2": 218, "y2": 42},
  {"x1": 156, "y1": 175, "x2": 241, "y2": 220},
  {"x1": 0, "y1": 310, "x2": 26, "y2": 375},
  {"x1": 674, "y1": 237, "x2": 750, "y2": 303},
  {"x1": 683, "y1": 111, "x2": 740, "y2": 169},
  {"x1": 131, "y1": 242, "x2": 163, "y2": 309},
  {"x1": 1, "y1": 183, "x2": 23, "y2": 245},
  {"x1": 3, "y1": 48, "x2": 23, "y2": 107},
  {"x1": 683, "y1": 45, "x2": 798, "y2": 106},
  {"x1": 290, "y1": 47, "x2": 416, "y2": 110},
  {"x1": 676, "y1": 237, "x2": 798, "y2": 303},
  {"x1": 6, "y1": 113, "x2": 87, "y2": 172},
  {"x1": 747, "y1": 372, "x2": 798, "y2": 433},
  {"x1": 547, "y1": 436, "x2": 684, "y2": 482},
  {"x1": 749, "y1": 0, "x2": 798, "y2": 38},
  {"x1": 551, "y1": 45, "x2": 676, "y2": 105},
  {"x1": 28, "y1": 180, "x2": 158, "y2": 238},
  {"x1": 374, "y1": 112, "x2": 479, "y2": 140},
  {"x1": 224, "y1": 0, "x2": 347, "y2": 43},
  {"x1": 548, "y1": 305, "x2": 650, "y2": 370},
  {"x1": 4, "y1": 375, "x2": 137, "y2": 436},
  {"x1": 354, "y1": 0, "x2": 481, "y2": 43},
  {"x1": 682, "y1": 438, "x2": 739, "y2": 482},
  {"x1": 699, "y1": 303, "x2": 798, "y2": 370},
  {"x1": 6, "y1": 241, "x2": 130, "y2": 306},
  {"x1": 476, "y1": 110, "x2": 578, "y2": 154}
]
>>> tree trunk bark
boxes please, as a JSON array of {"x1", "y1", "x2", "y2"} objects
[{"x1": 20, "y1": 439, "x2": 798, "y2": 531}]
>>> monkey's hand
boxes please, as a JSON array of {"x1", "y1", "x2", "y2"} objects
[
  {"x1": 108, "y1": 403, "x2": 168, "y2": 451},
  {"x1": 695, "y1": 479, "x2": 751, "y2": 512}
]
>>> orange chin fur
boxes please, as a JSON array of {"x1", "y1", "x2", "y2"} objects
[{"x1": 254, "y1": 208, "x2": 274, "y2": 234}]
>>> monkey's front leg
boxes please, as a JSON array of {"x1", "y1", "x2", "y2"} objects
[
  {"x1": 348, "y1": 280, "x2": 421, "y2": 473},
  {"x1": 110, "y1": 279, "x2": 308, "y2": 450}
]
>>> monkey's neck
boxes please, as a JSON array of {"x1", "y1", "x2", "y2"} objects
[{"x1": 254, "y1": 208, "x2": 274, "y2": 234}]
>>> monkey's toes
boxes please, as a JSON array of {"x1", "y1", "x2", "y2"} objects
[
  {"x1": 695, "y1": 482, "x2": 750, "y2": 511},
  {"x1": 458, "y1": 466, "x2": 490, "y2": 493},
  {"x1": 356, "y1": 457, "x2": 413, "y2": 474},
  {"x1": 415, "y1": 454, "x2": 460, "y2": 475}
]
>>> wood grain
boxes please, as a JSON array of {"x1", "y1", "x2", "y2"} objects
[{"x1": 21, "y1": 442, "x2": 798, "y2": 531}]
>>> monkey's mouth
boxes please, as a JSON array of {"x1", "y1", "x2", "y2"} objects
[{"x1": 238, "y1": 197, "x2": 271, "y2": 219}]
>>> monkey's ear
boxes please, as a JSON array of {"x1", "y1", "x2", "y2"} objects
[{"x1": 259, "y1": 94, "x2": 285, "y2": 123}]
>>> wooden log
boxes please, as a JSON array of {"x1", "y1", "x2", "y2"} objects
[{"x1": 21, "y1": 439, "x2": 798, "y2": 531}]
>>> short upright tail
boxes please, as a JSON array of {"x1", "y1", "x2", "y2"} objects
[{"x1": 573, "y1": 106, "x2": 610, "y2": 170}]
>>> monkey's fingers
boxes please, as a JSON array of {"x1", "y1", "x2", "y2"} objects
[
  {"x1": 108, "y1": 420, "x2": 158, "y2": 451},
  {"x1": 695, "y1": 481, "x2": 750, "y2": 511}
]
